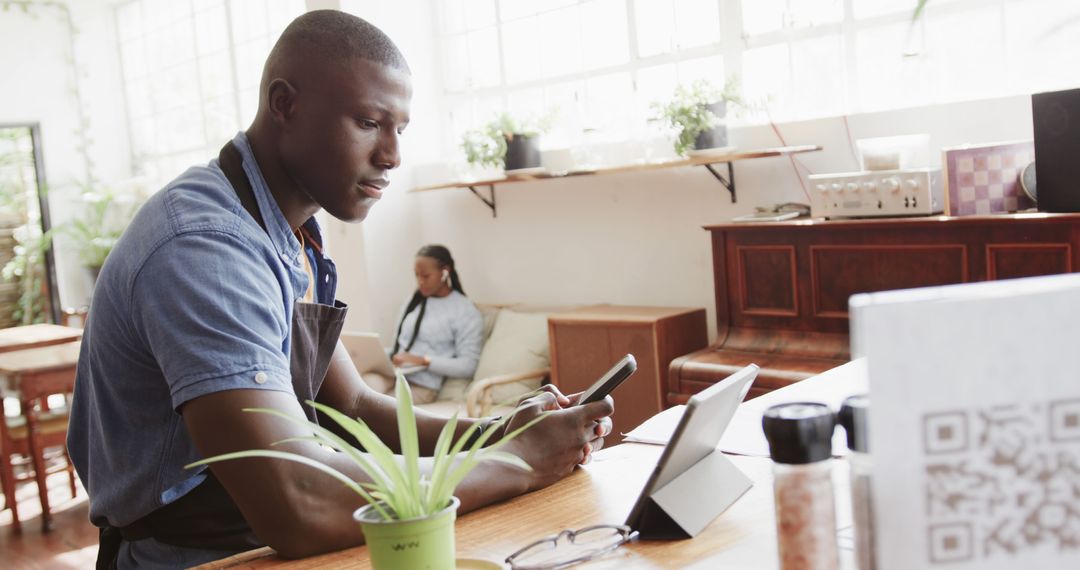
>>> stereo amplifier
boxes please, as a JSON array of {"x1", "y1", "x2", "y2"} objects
[{"x1": 809, "y1": 168, "x2": 943, "y2": 219}]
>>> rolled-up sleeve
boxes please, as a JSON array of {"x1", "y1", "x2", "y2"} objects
[{"x1": 128, "y1": 230, "x2": 293, "y2": 411}]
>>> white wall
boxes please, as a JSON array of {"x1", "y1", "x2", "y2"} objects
[
  {"x1": 330, "y1": 0, "x2": 442, "y2": 334},
  {"x1": 0, "y1": 0, "x2": 131, "y2": 309},
  {"x1": 347, "y1": 89, "x2": 1036, "y2": 343},
  {"x1": 7, "y1": 1, "x2": 1037, "y2": 343}
]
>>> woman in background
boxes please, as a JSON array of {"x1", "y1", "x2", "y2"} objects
[{"x1": 363, "y1": 244, "x2": 483, "y2": 403}]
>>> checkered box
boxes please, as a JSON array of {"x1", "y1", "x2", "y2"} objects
[{"x1": 943, "y1": 141, "x2": 1035, "y2": 216}]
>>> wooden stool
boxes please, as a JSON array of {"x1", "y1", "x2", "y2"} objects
[{"x1": 0, "y1": 341, "x2": 80, "y2": 533}]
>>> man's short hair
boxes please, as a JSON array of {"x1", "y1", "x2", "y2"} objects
[{"x1": 264, "y1": 9, "x2": 410, "y2": 81}]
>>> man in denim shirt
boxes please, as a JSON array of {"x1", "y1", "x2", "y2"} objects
[{"x1": 68, "y1": 10, "x2": 614, "y2": 569}]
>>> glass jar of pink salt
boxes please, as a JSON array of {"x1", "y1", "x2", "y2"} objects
[{"x1": 762, "y1": 402, "x2": 839, "y2": 570}]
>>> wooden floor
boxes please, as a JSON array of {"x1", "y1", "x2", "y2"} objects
[{"x1": 1, "y1": 471, "x2": 98, "y2": 569}]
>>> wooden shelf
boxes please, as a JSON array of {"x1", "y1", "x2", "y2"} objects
[{"x1": 411, "y1": 144, "x2": 823, "y2": 217}]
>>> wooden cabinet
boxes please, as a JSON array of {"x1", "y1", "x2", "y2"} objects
[{"x1": 548, "y1": 305, "x2": 707, "y2": 441}]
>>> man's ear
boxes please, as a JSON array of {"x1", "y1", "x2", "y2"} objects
[{"x1": 266, "y1": 78, "x2": 298, "y2": 125}]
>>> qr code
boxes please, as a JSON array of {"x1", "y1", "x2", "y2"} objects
[{"x1": 922, "y1": 400, "x2": 1080, "y2": 564}]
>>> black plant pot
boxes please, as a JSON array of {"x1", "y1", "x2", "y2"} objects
[
  {"x1": 693, "y1": 100, "x2": 728, "y2": 151},
  {"x1": 503, "y1": 134, "x2": 541, "y2": 171}
]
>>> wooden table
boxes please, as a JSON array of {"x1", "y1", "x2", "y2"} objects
[
  {"x1": 197, "y1": 444, "x2": 853, "y2": 569},
  {"x1": 0, "y1": 324, "x2": 82, "y2": 354},
  {"x1": 0, "y1": 340, "x2": 81, "y2": 531}
]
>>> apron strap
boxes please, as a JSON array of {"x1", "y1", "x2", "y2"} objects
[{"x1": 218, "y1": 141, "x2": 267, "y2": 231}]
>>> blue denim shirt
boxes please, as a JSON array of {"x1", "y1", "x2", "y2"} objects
[{"x1": 68, "y1": 132, "x2": 338, "y2": 568}]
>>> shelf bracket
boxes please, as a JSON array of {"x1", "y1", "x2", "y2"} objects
[
  {"x1": 703, "y1": 162, "x2": 736, "y2": 203},
  {"x1": 467, "y1": 184, "x2": 497, "y2": 217}
]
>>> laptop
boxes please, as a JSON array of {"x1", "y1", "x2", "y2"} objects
[
  {"x1": 625, "y1": 363, "x2": 758, "y2": 539},
  {"x1": 340, "y1": 332, "x2": 426, "y2": 377}
]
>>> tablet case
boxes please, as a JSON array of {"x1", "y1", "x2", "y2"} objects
[
  {"x1": 625, "y1": 364, "x2": 758, "y2": 539},
  {"x1": 629, "y1": 450, "x2": 752, "y2": 539}
]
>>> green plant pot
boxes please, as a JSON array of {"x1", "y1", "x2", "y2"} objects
[{"x1": 354, "y1": 496, "x2": 460, "y2": 570}]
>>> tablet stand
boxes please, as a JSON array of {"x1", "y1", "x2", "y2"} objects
[{"x1": 632, "y1": 450, "x2": 753, "y2": 539}]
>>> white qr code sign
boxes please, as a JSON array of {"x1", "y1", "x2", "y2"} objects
[{"x1": 851, "y1": 274, "x2": 1080, "y2": 570}]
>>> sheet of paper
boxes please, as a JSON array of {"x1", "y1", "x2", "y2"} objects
[
  {"x1": 852, "y1": 274, "x2": 1080, "y2": 570},
  {"x1": 622, "y1": 359, "x2": 868, "y2": 457},
  {"x1": 622, "y1": 404, "x2": 685, "y2": 444}
]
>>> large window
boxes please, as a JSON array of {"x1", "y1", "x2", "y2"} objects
[
  {"x1": 437, "y1": 0, "x2": 1080, "y2": 159},
  {"x1": 115, "y1": 0, "x2": 305, "y2": 183}
]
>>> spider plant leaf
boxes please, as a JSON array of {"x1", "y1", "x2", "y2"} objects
[
  {"x1": 244, "y1": 407, "x2": 396, "y2": 492},
  {"x1": 307, "y1": 401, "x2": 411, "y2": 499},
  {"x1": 474, "y1": 450, "x2": 532, "y2": 471},
  {"x1": 184, "y1": 449, "x2": 391, "y2": 520},
  {"x1": 393, "y1": 373, "x2": 423, "y2": 518},
  {"x1": 425, "y1": 420, "x2": 483, "y2": 505},
  {"x1": 426, "y1": 413, "x2": 459, "y2": 511},
  {"x1": 913, "y1": 0, "x2": 929, "y2": 22}
]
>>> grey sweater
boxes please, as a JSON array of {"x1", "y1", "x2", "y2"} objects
[{"x1": 395, "y1": 290, "x2": 484, "y2": 390}]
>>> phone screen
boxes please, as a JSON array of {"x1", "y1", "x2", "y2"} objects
[{"x1": 577, "y1": 354, "x2": 637, "y2": 405}]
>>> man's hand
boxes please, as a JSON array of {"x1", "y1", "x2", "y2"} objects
[
  {"x1": 503, "y1": 385, "x2": 613, "y2": 465},
  {"x1": 499, "y1": 391, "x2": 615, "y2": 491}
]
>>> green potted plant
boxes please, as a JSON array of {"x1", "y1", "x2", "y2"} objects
[
  {"x1": 64, "y1": 183, "x2": 146, "y2": 293},
  {"x1": 653, "y1": 78, "x2": 744, "y2": 156},
  {"x1": 187, "y1": 373, "x2": 543, "y2": 570},
  {"x1": 461, "y1": 113, "x2": 550, "y2": 173}
]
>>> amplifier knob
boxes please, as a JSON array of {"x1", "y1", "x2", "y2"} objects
[
  {"x1": 863, "y1": 181, "x2": 877, "y2": 192},
  {"x1": 882, "y1": 178, "x2": 900, "y2": 192},
  {"x1": 846, "y1": 182, "x2": 860, "y2": 193},
  {"x1": 816, "y1": 184, "x2": 828, "y2": 193},
  {"x1": 831, "y1": 183, "x2": 843, "y2": 192},
  {"x1": 904, "y1": 179, "x2": 919, "y2": 190}
]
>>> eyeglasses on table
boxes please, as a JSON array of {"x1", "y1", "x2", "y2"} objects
[{"x1": 505, "y1": 524, "x2": 639, "y2": 570}]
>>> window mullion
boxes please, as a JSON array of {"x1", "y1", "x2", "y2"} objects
[
  {"x1": 842, "y1": 0, "x2": 858, "y2": 115},
  {"x1": 223, "y1": 0, "x2": 243, "y2": 132},
  {"x1": 719, "y1": 0, "x2": 742, "y2": 94}
]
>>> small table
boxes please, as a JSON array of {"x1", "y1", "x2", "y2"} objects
[
  {"x1": 0, "y1": 324, "x2": 82, "y2": 354},
  {"x1": 0, "y1": 340, "x2": 81, "y2": 531}
]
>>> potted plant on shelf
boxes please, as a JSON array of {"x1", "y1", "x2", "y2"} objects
[
  {"x1": 461, "y1": 113, "x2": 550, "y2": 173},
  {"x1": 653, "y1": 77, "x2": 744, "y2": 156},
  {"x1": 187, "y1": 374, "x2": 543, "y2": 570}
]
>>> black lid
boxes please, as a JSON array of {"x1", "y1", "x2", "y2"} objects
[
  {"x1": 838, "y1": 394, "x2": 870, "y2": 453},
  {"x1": 762, "y1": 403, "x2": 836, "y2": 464}
]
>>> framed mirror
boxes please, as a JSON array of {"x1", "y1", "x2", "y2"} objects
[{"x1": 0, "y1": 123, "x2": 62, "y2": 325}]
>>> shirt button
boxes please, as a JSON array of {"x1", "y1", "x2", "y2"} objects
[
  {"x1": 254, "y1": 372, "x2": 268, "y2": 384},
  {"x1": 279, "y1": 253, "x2": 289, "y2": 262}
]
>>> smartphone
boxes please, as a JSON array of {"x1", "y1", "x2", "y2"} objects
[{"x1": 576, "y1": 354, "x2": 637, "y2": 405}]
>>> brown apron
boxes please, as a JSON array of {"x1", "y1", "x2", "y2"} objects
[{"x1": 96, "y1": 141, "x2": 347, "y2": 568}]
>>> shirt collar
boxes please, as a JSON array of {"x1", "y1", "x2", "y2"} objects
[{"x1": 229, "y1": 131, "x2": 307, "y2": 261}]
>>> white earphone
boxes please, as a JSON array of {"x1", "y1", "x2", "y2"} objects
[{"x1": 442, "y1": 269, "x2": 450, "y2": 283}]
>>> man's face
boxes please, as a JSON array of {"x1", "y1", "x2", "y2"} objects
[{"x1": 280, "y1": 58, "x2": 412, "y2": 222}]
